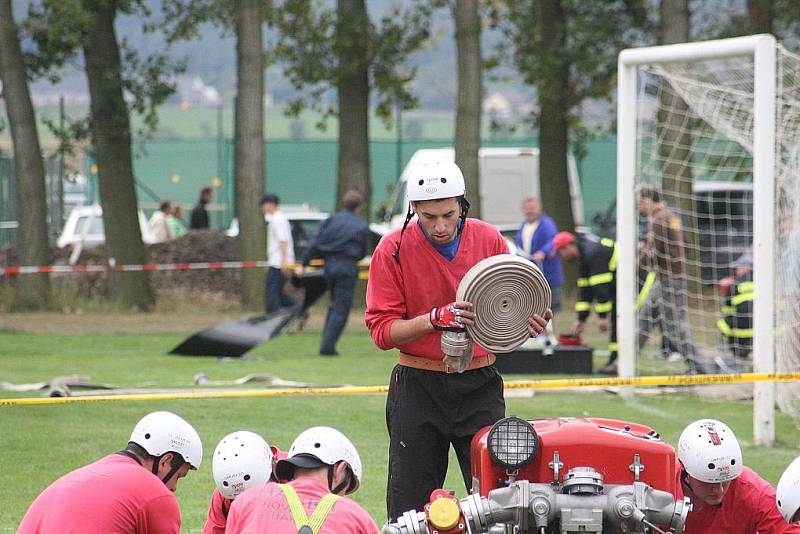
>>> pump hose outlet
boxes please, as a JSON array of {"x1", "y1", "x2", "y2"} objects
[{"x1": 456, "y1": 254, "x2": 551, "y2": 353}]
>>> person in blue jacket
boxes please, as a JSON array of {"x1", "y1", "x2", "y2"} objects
[
  {"x1": 515, "y1": 196, "x2": 563, "y2": 340},
  {"x1": 295, "y1": 190, "x2": 369, "y2": 356}
]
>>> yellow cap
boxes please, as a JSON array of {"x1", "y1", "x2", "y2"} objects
[{"x1": 428, "y1": 497, "x2": 460, "y2": 530}]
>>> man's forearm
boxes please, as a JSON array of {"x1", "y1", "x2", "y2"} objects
[
  {"x1": 279, "y1": 241, "x2": 290, "y2": 264},
  {"x1": 389, "y1": 314, "x2": 435, "y2": 346}
]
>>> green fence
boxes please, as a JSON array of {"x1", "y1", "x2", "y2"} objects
[
  {"x1": 1, "y1": 137, "x2": 618, "y2": 247},
  {"x1": 88, "y1": 137, "x2": 617, "y2": 229},
  {"x1": 0, "y1": 157, "x2": 15, "y2": 248}
]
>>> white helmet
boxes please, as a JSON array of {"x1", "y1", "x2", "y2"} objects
[
  {"x1": 129, "y1": 411, "x2": 203, "y2": 469},
  {"x1": 212, "y1": 431, "x2": 273, "y2": 500},
  {"x1": 777, "y1": 456, "x2": 800, "y2": 523},
  {"x1": 677, "y1": 419, "x2": 742, "y2": 483},
  {"x1": 407, "y1": 161, "x2": 465, "y2": 202},
  {"x1": 275, "y1": 426, "x2": 363, "y2": 494}
]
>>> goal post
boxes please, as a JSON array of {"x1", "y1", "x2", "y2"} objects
[{"x1": 616, "y1": 35, "x2": 778, "y2": 446}]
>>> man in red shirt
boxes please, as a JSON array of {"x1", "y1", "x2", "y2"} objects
[
  {"x1": 365, "y1": 160, "x2": 551, "y2": 521},
  {"x1": 674, "y1": 418, "x2": 800, "y2": 533},
  {"x1": 225, "y1": 426, "x2": 378, "y2": 533},
  {"x1": 203, "y1": 430, "x2": 285, "y2": 534},
  {"x1": 18, "y1": 410, "x2": 202, "y2": 534}
]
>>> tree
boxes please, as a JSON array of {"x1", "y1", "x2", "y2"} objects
[
  {"x1": 274, "y1": 0, "x2": 434, "y2": 218},
  {"x1": 160, "y1": 0, "x2": 266, "y2": 307},
  {"x1": 335, "y1": 0, "x2": 371, "y2": 211},
  {"x1": 702, "y1": 0, "x2": 800, "y2": 40},
  {"x1": 496, "y1": 0, "x2": 649, "y2": 235},
  {"x1": 0, "y1": 0, "x2": 51, "y2": 309},
  {"x1": 234, "y1": 0, "x2": 267, "y2": 307},
  {"x1": 658, "y1": 0, "x2": 699, "y2": 288},
  {"x1": 82, "y1": 1, "x2": 154, "y2": 310},
  {"x1": 25, "y1": 0, "x2": 184, "y2": 310},
  {"x1": 453, "y1": 0, "x2": 481, "y2": 217},
  {"x1": 747, "y1": 0, "x2": 774, "y2": 34}
]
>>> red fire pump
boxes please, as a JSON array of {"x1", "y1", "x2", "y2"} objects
[{"x1": 383, "y1": 416, "x2": 691, "y2": 534}]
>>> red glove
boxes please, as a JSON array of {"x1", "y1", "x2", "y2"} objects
[{"x1": 430, "y1": 303, "x2": 465, "y2": 332}]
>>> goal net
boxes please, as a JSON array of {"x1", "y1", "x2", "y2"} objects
[{"x1": 617, "y1": 35, "x2": 800, "y2": 443}]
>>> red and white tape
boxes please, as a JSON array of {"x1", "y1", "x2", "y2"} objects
[
  {"x1": 0, "y1": 261, "x2": 271, "y2": 276},
  {"x1": 0, "y1": 259, "x2": 371, "y2": 276}
]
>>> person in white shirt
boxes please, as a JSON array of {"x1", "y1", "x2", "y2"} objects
[
  {"x1": 260, "y1": 194, "x2": 297, "y2": 313},
  {"x1": 149, "y1": 201, "x2": 173, "y2": 243}
]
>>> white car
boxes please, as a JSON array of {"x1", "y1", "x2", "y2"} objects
[
  {"x1": 56, "y1": 204, "x2": 155, "y2": 249},
  {"x1": 227, "y1": 206, "x2": 388, "y2": 260},
  {"x1": 226, "y1": 207, "x2": 330, "y2": 260}
]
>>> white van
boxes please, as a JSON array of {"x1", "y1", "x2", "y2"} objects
[{"x1": 384, "y1": 147, "x2": 584, "y2": 229}]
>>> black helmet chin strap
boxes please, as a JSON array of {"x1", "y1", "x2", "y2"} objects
[
  {"x1": 392, "y1": 205, "x2": 414, "y2": 263},
  {"x1": 327, "y1": 463, "x2": 350, "y2": 495},
  {"x1": 457, "y1": 196, "x2": 470, "y2": 235},
  {"x1": 393, "y1": 196, "x2": 469, "y2": 263},
  {"x1": 152, "y1": 452, "x2": 187, "y2": 485}
]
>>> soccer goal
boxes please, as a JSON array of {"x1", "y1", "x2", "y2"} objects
[{"x1": 617, "y1": 34, "x2": 800, "y2": 446}]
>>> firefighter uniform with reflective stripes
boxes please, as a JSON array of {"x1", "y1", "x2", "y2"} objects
[
  {"x1": 575, "y1": 236, "x2": 618, "y2": 363},
  {"x1": 718, "y1": 272, "x2": 754, "y2": 359}
]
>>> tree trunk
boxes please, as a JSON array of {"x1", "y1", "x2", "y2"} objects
[
  {"x1": 82, "y1": 0, "x2": 153, "y2": 310},
  {"x1": 747, "y1": 0, "x2": 774, "y2": 34},
  {"x1": 658, "y1": 0, "x2": 699, "y2": 293},
  {"x1": 454, "y1": 0, "x2": 482, "y2": 218},
  {"x1": 336, "y1": 0, "x2": 371, "y2": 216},
  {"x1": 0, "y1": 0, "x2": 51, "y2": 309},
  {"x1": 235, "y1": 0, "x2": 266, "y2": 308},
  {"x1": 537, "y1": 0, "x2": 574, "y2": 235}
]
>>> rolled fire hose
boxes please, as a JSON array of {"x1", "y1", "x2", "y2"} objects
[{"x1": 455, "y1": 254, "x2": 552, "y2": 354}]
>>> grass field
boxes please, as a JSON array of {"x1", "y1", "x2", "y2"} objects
[{"x1": 1, "y1": 308, "x2": 799, "y2": 532}]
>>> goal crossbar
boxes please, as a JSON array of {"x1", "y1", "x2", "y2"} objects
[{"x1": 616, "y1": 34, "x2": 777, "y2": 446}]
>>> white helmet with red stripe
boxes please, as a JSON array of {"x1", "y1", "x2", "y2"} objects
[
  {"x1": 212, "y1": 431, "x2": 274, "y2": 500},
  {"x1": 677, "y1": 419, "x2": 742, "y2": 483}
]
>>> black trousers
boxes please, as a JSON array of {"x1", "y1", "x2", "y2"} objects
[
  {"x1": 265, "y1": 267, "x2": 296, "y2": 313},
  {"x1": 320, "y1": 270, "x2": 357, "y2": 353},
  {"x1": 385, "y1": 364, "x2": 505, "y2": 521}
]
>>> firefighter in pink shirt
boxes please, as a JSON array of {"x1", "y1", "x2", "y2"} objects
[
  {"x1": 674, "y1": 418, "x2": 800, "y2": 533},
  {"x1": 226, "y1": 426, "x2": 378, "y2": 533},
  {"x1": 18, "y1": 411, "x2": 202, "y2": 534},
  {"x1": 365, "y1": 160, "x2": 551, "y2": 520},
  {"x1": 202, "y1": 430, "x2": 285, "y2": 534}
]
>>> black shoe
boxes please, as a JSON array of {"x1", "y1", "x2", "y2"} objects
[
  {"x1": 598, "y1": 362, "x2": 617, "y2": 375},
  {"x1": 685, "y1": 359, "x2": 708, "y2": 375},
  {"x1": 319, "y1": 349, "x2": 340, "y2": 357}
]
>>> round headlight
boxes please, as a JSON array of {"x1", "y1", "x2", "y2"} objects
[{"x1": 487, "y1": 416, "x2": 539, "y2": 470}]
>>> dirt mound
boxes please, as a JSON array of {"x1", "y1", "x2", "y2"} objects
[{"x1": 147, "y1": 230, "x2": 241, "y2": 296}]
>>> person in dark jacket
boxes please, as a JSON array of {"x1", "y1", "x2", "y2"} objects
[
  {"x1": 554, "y1": 231, "x2": 618, "y2": 374},
  {"x1": 515, "y1": 197, "x2": 563, "y2": 341},
  {"x1": 294, "y1": 190, "x2": 369, "y2": 356},
  {"x1": 190, "y1": 187, "x2": 213, "y2": 230}
]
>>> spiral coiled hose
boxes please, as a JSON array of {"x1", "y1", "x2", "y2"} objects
[{"x1": 456, "y1": 254, "x2": 551, "y2": 353}]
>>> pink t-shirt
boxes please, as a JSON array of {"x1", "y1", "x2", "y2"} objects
[
  {"x1": 365, "y1": 219, "x2": 509, "y2": 359},
  {"x1": 675, "y1": 464, "x2": 800, "y2": 534},
  {"x1": 226, "y1": 478, "x2": 379, "y2": 534},
  {"x1": 202, "y1": 489, "x2": 232, "y2": 534},
  {"x1": 18, "y1": 453, "x2": 181, "y2": 534}
]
